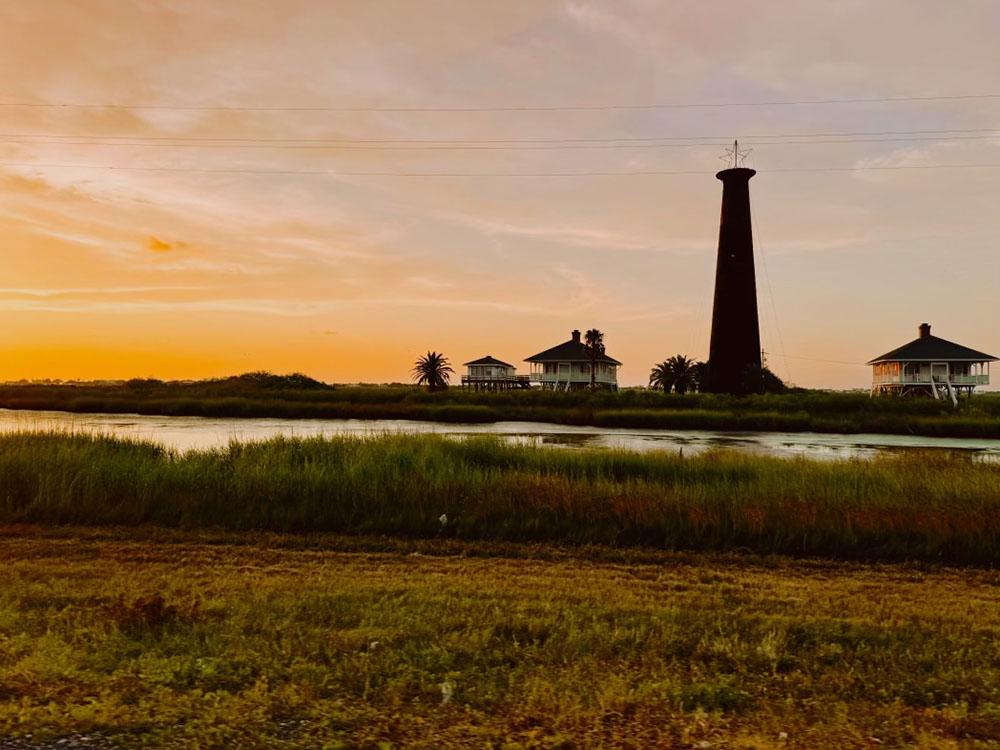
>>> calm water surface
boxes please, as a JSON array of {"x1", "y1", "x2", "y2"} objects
[{"x1": 3, "y1": 408, "x2": 1000, "y2": 462}]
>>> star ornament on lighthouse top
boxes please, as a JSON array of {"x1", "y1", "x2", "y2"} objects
[{"x1": 719, "y1": 139, "x2": 753, "y2": 169}]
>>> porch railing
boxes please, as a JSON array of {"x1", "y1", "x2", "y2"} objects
[
  {"x1": 872, "y1": 373, "x2": 989, "y2": 386},
  {"x1": 529, "y1": 372, "x2": 617, "y2": 385},
  {"x1": 461, "y1": 375, "x2": 530, "y2": 384}
]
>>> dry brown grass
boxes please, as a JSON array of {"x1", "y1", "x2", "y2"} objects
[{"x1": 0, "y1": 527, "x2": 998, "y2": 748}]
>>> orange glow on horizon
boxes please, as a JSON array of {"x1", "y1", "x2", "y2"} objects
[{"x1": 1, "y1": 3, "x2": 998, "y2": 389}]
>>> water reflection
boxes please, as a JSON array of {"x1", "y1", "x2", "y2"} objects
[
  {"x1": 1, "y1": 408, "x2": 999, "y2": 463},
  {"x1": 536, "y1": 434, "x2": 596, "y2": 448}
]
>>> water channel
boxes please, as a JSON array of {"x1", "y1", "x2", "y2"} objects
[{"x1": 3, "y1": 408, "x2": 1000, "y2": 462}]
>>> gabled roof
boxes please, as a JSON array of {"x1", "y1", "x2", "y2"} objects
[
  {"x1": 463, "y1": 355, "x2": 514, "y2": 367},
  {"x1": 868, "y1": 334, "x2": 997, "y2": 364},
  {"x1": 525, "y1": 339, "x2": 622, "y2": 365}
]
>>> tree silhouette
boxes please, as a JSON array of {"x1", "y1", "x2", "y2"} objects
[
  {"x1": 584, "y1": 329, "x2": 605, "y2": 390},
  {"x1": 667, "y1": 355, "x2": 699, "y2": 394},
  {"x1": 412, "y1": 351, "x2": 454, "y2": 392},
  {"x1": 649, "y1": 355, "x2": 701, "y2": 394},
  {"x1": 740, "y1": 364, "x2": 786, "y2": 395},
  {"x1": 648, "y1": 361, "x2": 672, "y2": 393}
]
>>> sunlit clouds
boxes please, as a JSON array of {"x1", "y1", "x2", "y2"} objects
[{"x1": 1, "y1": 1, "x2": 999, "y2": 385}]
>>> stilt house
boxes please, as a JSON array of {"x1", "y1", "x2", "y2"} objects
[
  {"x1": 525, "y1": 330, "x2": 621, "y2": 391},
  {"x1": 461, "y1": 356, "x2": 528, "y2": 390},
  {"x1": 868, "y1": 323, "x2": 996, "y2": 404}
]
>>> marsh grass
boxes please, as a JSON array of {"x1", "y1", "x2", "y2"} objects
[
  {"x1": 3, "y1": 380, "x2": 1000, "y2": 437},
  {"x1": 2, "y1": 432, "x2": 998, "y2": 563}
]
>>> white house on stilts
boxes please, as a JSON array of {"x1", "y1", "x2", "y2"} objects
[
  {"x1": 525, "y1": 329, "x2": 621, "y2": 391},
  {"x1": 868, "y1": 323, "x2": 996, "y2": 404},
  {"x1": 460, "y1": 356, "x2": 529, "y2": 391}
]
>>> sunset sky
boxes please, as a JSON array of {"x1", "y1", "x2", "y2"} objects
[{"x1": 2, "y1": 1, "x2": 999, "y2": 388}]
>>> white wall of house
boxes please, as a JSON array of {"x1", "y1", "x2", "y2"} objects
[
  {"x1": 872, "y1": 361, "x2": 990, "y2": 386},
  {"x1": 466, "y1": 364, "x2": 515, "y2": 379},
  {"x1": 528, "y1": 361, "x2": 618, "y2": 384}
]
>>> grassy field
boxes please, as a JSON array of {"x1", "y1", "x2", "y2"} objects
[
  {"x1": 3, "y1": 432, "x2": 999, "y2": 746},
  {"x1": 0, "y1": 528, "x2": 998, "y2": 748},
  {"x1": 2, "y1": 375, "x2": 1000, "y2": 438},
  {"x1": 2, "y1": 433, "x2": 999, "y2": 563}
]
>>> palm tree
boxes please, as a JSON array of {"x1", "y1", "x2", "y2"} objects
[
  {"x1": 584, "y1": 329, "x2": 605, "y2": 389},
  {"x1": 649, "y1": 355, "x2": 700, "y2": 394},
  {"x1": 649, "y1": 361, "x2": 672, "y2": 393},
  {"x1": 666, "y1": 354, "x2": 698, "y2": 395},
  {"x1": 412, "y1": 351, "x2": 454, "y2": 392}
]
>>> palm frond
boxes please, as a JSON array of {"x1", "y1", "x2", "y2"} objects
[{"x1": 412, "y1": 351, "x2": 454, "y2": 391}]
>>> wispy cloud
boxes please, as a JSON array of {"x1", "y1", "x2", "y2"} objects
[
  {"x1": 0, "y1": 295, "x2": 553, "y2": 316},
  {"x1": 147, "y1": 236, "x2": 181, "y2": 252},
  {"x1": 435, "y1": 210, "x2": 698, "y2": 254},
  {"x1": 0, "y1": 286, "x2": 207, "y2": 297},
  {"x1": 0, "y1": 299, "x2": 332, "y2": 316}
]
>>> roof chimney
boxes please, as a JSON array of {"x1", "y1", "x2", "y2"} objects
[
  {"x1": 571, "y1": 329, "x2": 581, "y2": 343},
  {"x1": 919, "y1": 323, "x2": 931, "y2": 339}
]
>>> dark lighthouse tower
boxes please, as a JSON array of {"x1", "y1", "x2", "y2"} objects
[{"x1": 706, "y1": 145, "x2": 761, "y2": 394}]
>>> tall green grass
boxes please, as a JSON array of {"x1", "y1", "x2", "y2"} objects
[{"x1": 2, "y1": 432, "x2": 998, "y2": 563}]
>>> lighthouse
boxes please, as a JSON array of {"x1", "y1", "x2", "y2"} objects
[{"x1": 705, "y1": 145, "x2": 762, "y2": 394}]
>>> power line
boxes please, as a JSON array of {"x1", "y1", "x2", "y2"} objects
[
  {"x1": 774, "y1": 163, "x2": 1000, "y2": 173},
  {"x1": 2, "y1": 133, "x2": 998, "y2": 152},
  {"x1": 0, "y1": 161, "x2": 709, "y2": 176},
  {"x1": 4, "y1": 160, "x2": 1000, "y2": 177},
  {"x1": 764, "y1": 352, "x2": 865, "y2": 366},
  {"x1": 2, "y1": 93, "x2": 1000, "y2": 112},
  {"x1": 0, "y1": 126, "x2": 996, "y2": 145},
  {"x1": 749, "y1": 160, "x2": 792, "y2": 384}
]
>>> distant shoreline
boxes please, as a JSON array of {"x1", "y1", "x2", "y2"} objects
[{"x1": 0, "y1": 376, "x2": 998, "y2": 439}]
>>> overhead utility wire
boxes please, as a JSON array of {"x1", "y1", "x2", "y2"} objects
[
  {"x1": 763, "y1": 352, "x2": 866, "y2": 366},
  {"x1": 0, "y1": 127, "x2": 996, "y2": 145},
  {"x1": 3, "y1": 161, "x2": 1000, "y2": 177},
  {"x1": 3, "y1": 134, "x2": 998, "y2": 151},
  {"x1": 748, "y1": 155, "x2": 791, "y2": 383},
  {"x1": 1, "y1": 93, "x2": 1000, "y2": 112}
]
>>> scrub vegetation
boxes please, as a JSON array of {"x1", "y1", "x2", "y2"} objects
[
  {"x1": 1, "y1": 432, "x2": 999, "y2": 563},
  {"x1": 0, "y1": 529, "x2": 998, "y2": 749},
  {"x1": 1, "y1": 374, "x2": 1000, "y2": 437}
]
